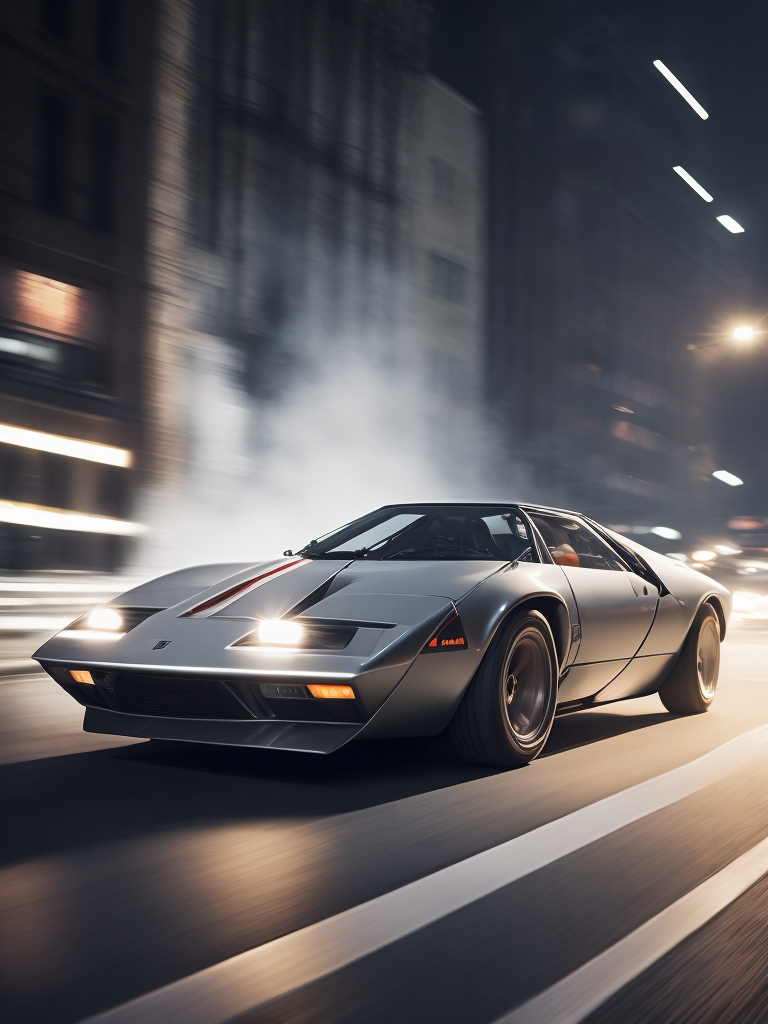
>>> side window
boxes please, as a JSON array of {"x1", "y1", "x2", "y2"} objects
[
  {"x1": 528, "y1": 513, "x2": 627, "y2": 571},
  {"x1": 480, "y1": 513, "x2": 535, "y2": 561}
]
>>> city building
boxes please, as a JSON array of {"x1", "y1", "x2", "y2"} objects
[
  {"x1": 0, "y1": 0, "x2": 488, "y2": 572},
  {"x1": 480, "y1": 4, "x2": 749, "y2": 540},
  {"x1": 0, "y1": 1, "x2": 154, "y2": 570},
  {"x1": 410, "y1": 74, "x2": 486, "y2": 405}
]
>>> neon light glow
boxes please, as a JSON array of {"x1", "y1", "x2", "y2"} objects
[
  {"x1": 0, "y1": 423, "x2": 132, "y2": 467},
  {"x1": 0, "y1": 500, "x2": 145, "y2": 535}
]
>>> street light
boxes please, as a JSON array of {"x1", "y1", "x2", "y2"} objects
[
  {"x1": 733, "y1": 326, "x2": 756, "y2": 342},
  {"x1": 712, "y1": 470, "x2": 744, "y2": 487}
]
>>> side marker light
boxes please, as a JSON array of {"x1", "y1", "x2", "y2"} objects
[
  {"x1": 423, "y1": 610, "x2": 468, "y2": 652},
  {"x1": 70, "y1": 670, "x2": 94, "y2": 684},
  {"x1": 307, "y1": 684, "x2": 355, "y2": 699}
]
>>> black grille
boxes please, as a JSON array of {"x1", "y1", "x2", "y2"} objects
[{"x1": 106, "y1": 674, "x2": 253, "y2": 719}]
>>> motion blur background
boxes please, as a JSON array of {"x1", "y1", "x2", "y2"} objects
[{"x1": 2, "y1": 0, "x2": 768, "y2": 660}]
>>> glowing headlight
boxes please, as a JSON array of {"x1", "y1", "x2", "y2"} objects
[
  {"x1": 85, "y1": 607, "x2": 124, "y2": 631},
  {"x1": 257, "y1": 619, "x2": 304, "y2": 646}
]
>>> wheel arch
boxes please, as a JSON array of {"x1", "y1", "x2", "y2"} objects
[
  {"x1": 499, "y1": 595, "x2": 571, "y2": 670},
  {"x1": 704, "y1": 595, "x2": 727, "y2": 641}
]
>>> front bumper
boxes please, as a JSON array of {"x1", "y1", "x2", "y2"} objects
[{"x1": 83, "y1": 706, "x2": 362, "y2": 753}]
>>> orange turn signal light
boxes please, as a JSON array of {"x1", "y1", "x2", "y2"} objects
[
  {"x1": 307, "y1": 684, "x2": 355, "y2": 700},
  {"x1": 70, "y1": 670, "x2": 94, "y2": 684}
]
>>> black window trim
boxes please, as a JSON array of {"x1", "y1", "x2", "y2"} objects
[
  {"x1": 521, "y1": 506, "x2": 634, "y2": 573},
  {"x1": 584, "y1": 518, "x2": 670, "y2": 596},
  {"x1": 516, "y1": 507, "x2": 552, "y2": 565}
]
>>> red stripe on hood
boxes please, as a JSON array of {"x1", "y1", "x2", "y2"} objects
[{"x1": 183, "y1": 559, "x2": 310, "y2": 616}]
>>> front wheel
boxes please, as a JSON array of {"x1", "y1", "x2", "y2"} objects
[
  {"x1": 659, "y1": 604, "x2": 720, "y2": 714},
  {"x1": 448, "y1": 611, "x2": 558, "y2": 767}
]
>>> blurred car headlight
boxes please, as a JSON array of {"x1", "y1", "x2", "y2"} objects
[
  {"x1": 257, "y1": 619, "x2": 304, "y2": 646},
  {"x1": 85, "y1": 607, "x2": 124, "y2": 631}
]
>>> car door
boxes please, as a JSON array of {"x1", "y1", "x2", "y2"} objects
[{"x1": 526, "y1": 510, "x2": 658, "y2": 664}]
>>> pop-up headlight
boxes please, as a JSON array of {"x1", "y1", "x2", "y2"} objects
[
  {"x1": 57, "y1": 605, "x2": 126, "y2": 640},
  {"x1": 85, "y1": 607, "x2": 124, "y2": 631},
  {"x1": 257, "y1": 619, "x2": 304, "y2": 646}
]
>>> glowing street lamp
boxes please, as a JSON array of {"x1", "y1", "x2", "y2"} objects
[
  {"x1": 712, "y1": 470, "x2": 744, "y2": 487},
  {"x1": 733, "y1": 326, "x2": 756, "y2": 342}
]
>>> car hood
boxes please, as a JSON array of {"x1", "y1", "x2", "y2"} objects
[{"x1": 206, "y1": 557, "x2": 507, "y2": 624}]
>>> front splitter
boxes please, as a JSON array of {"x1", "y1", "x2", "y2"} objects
[{"x1": 83, "y1": 706, "x2": 362, "y2": 753}]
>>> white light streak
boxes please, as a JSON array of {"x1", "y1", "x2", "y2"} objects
[
  {"x1": 56, "y1": 629, "x2": 125, "y2": 641},
  {"x1": 717, "y1": 215, "x2": 745, "y2": 234},
  {"x1": 0, "y1": 616, "x2": 71, "y2": 631},
  {"x1": 653, "y1": 61, "x2": 709, "y2": 119},
  {"x1": 0, "y1": 423, "x2": 132, "y2": 467},
  {"x1": 672, "y1": 166, "x2": 713, "y2": 202},
  {"x1": 712, "y1": 470, "x2": 744, "y2": 486},
  {"x1": 0, "y1": 581, "x2": 124, "y2": 593},
  {"x1": 0, "y1": 500, "x2": 146, "y2": 535},
  {"x1": 651, "y1": 526, "x2": 682, "y2": 540},
  {"x1": 714, "y1": 544, "x2": 742, "y2": 555}
]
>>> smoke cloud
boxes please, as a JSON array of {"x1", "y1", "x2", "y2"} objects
[{"x1": 134, "y1": 331, "x2": 532, "y2": 574}]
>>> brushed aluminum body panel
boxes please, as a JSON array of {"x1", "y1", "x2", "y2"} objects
[
  {"x1": 34, "y1": 506, "x2": 733, "y2": 752},
  {"x1": 559, "y1": 567, "x2": 657, "y2": 663},
  {"x1": 595, "y1": 653, "x2": 677, "y2": 702}
]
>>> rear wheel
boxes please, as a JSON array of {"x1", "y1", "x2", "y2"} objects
[
  {"x1": 659, "y1": 604, "x2": 720, "y2": 714},
  {"x1": 449, "y1": 611, "x2": 558, "y2": 767}
]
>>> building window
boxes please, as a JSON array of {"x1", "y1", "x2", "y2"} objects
[
  {"x1": 41, "y1": 0, "x2": 71, "y2": 40},
  {"x1": 427, "y1": 252, "x2": 467, "y2": 304},
  {"x1": 0, "y1": 266, "x2": 107, "y2": 389},
  {"x1": 430, "y1": 156, "x2": 456, "y2": 207},
  {"x1": 96, "y1": 0, "x2": 121, "y2": 66},
  {"x1": 92, "y1": 115, "x2": 117, "y2": 231},
  {"x1": 39, "y1": 94, "x2": 70, "y2": 215}
]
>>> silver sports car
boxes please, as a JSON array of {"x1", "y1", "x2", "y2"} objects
[{"x1": 34, "y1": 503, "x2": 731, "y2": 767}]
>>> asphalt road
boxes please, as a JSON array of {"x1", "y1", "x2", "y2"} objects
[{"x1": 2, "y1": 629, "x2": 768, "y2": 1024}]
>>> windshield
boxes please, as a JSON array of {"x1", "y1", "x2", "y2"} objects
[{"x1": 300, "y1": 505, "x2": 535, "y2": 561}]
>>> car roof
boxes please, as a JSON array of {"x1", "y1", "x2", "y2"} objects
[{"x1": 378, "y1": 501, "x2": 588, "y2": 518}]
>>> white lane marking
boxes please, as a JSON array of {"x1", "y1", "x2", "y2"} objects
[
  {"x1": 496, "y1": 835, "x2": 768, "y2": 1024},
  {"x1": 80, "y1": 725, "x2": 768, "y2": 1024}
]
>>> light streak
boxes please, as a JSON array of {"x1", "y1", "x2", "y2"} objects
[
  {"x1": 672, "y1": 166, "x2": 713, "y2": 202},
  {"x1": 712, "y1": 470, "x2": 743, "y2": 486},
  {"x1": 0, "y1": 423, "x2": 132, "y2": 467},
  {"x1": 717, "y1": 215, "x2": 745, "y2": 233},
  {"x1": 0, "y1": 500, "x2": 146, "y2": 535},
  {"x1": 653, "y1": 60, "x2": 709, "y2": 118}
]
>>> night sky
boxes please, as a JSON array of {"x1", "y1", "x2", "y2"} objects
[{"x1": 432, "y1": 0, "x2": 768, "y2": 513}]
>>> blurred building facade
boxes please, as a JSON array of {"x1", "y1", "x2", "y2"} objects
[
  {"x1": 0, "y1": 1, "x2": 154, "y2": 570},
  {"x1": 141, "y1": 0, "x2": 488, "y2": 558},
  {"x1": 411, "y1": 75, "x2": 485, "y2": 404},
  {"x1": 482, "y1": 3, "x2": 749, "y2": 541},
  {"x1": 0, "y1": 0, "x2": 489, "y2": 570}
]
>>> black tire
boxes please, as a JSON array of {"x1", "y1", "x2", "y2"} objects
[
  {"x1": 659, "y1": 603, "x2": 720, "y2": 714},
  {"x1": 448, "y1": 610, "x2": 558, "y2": 767}
]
